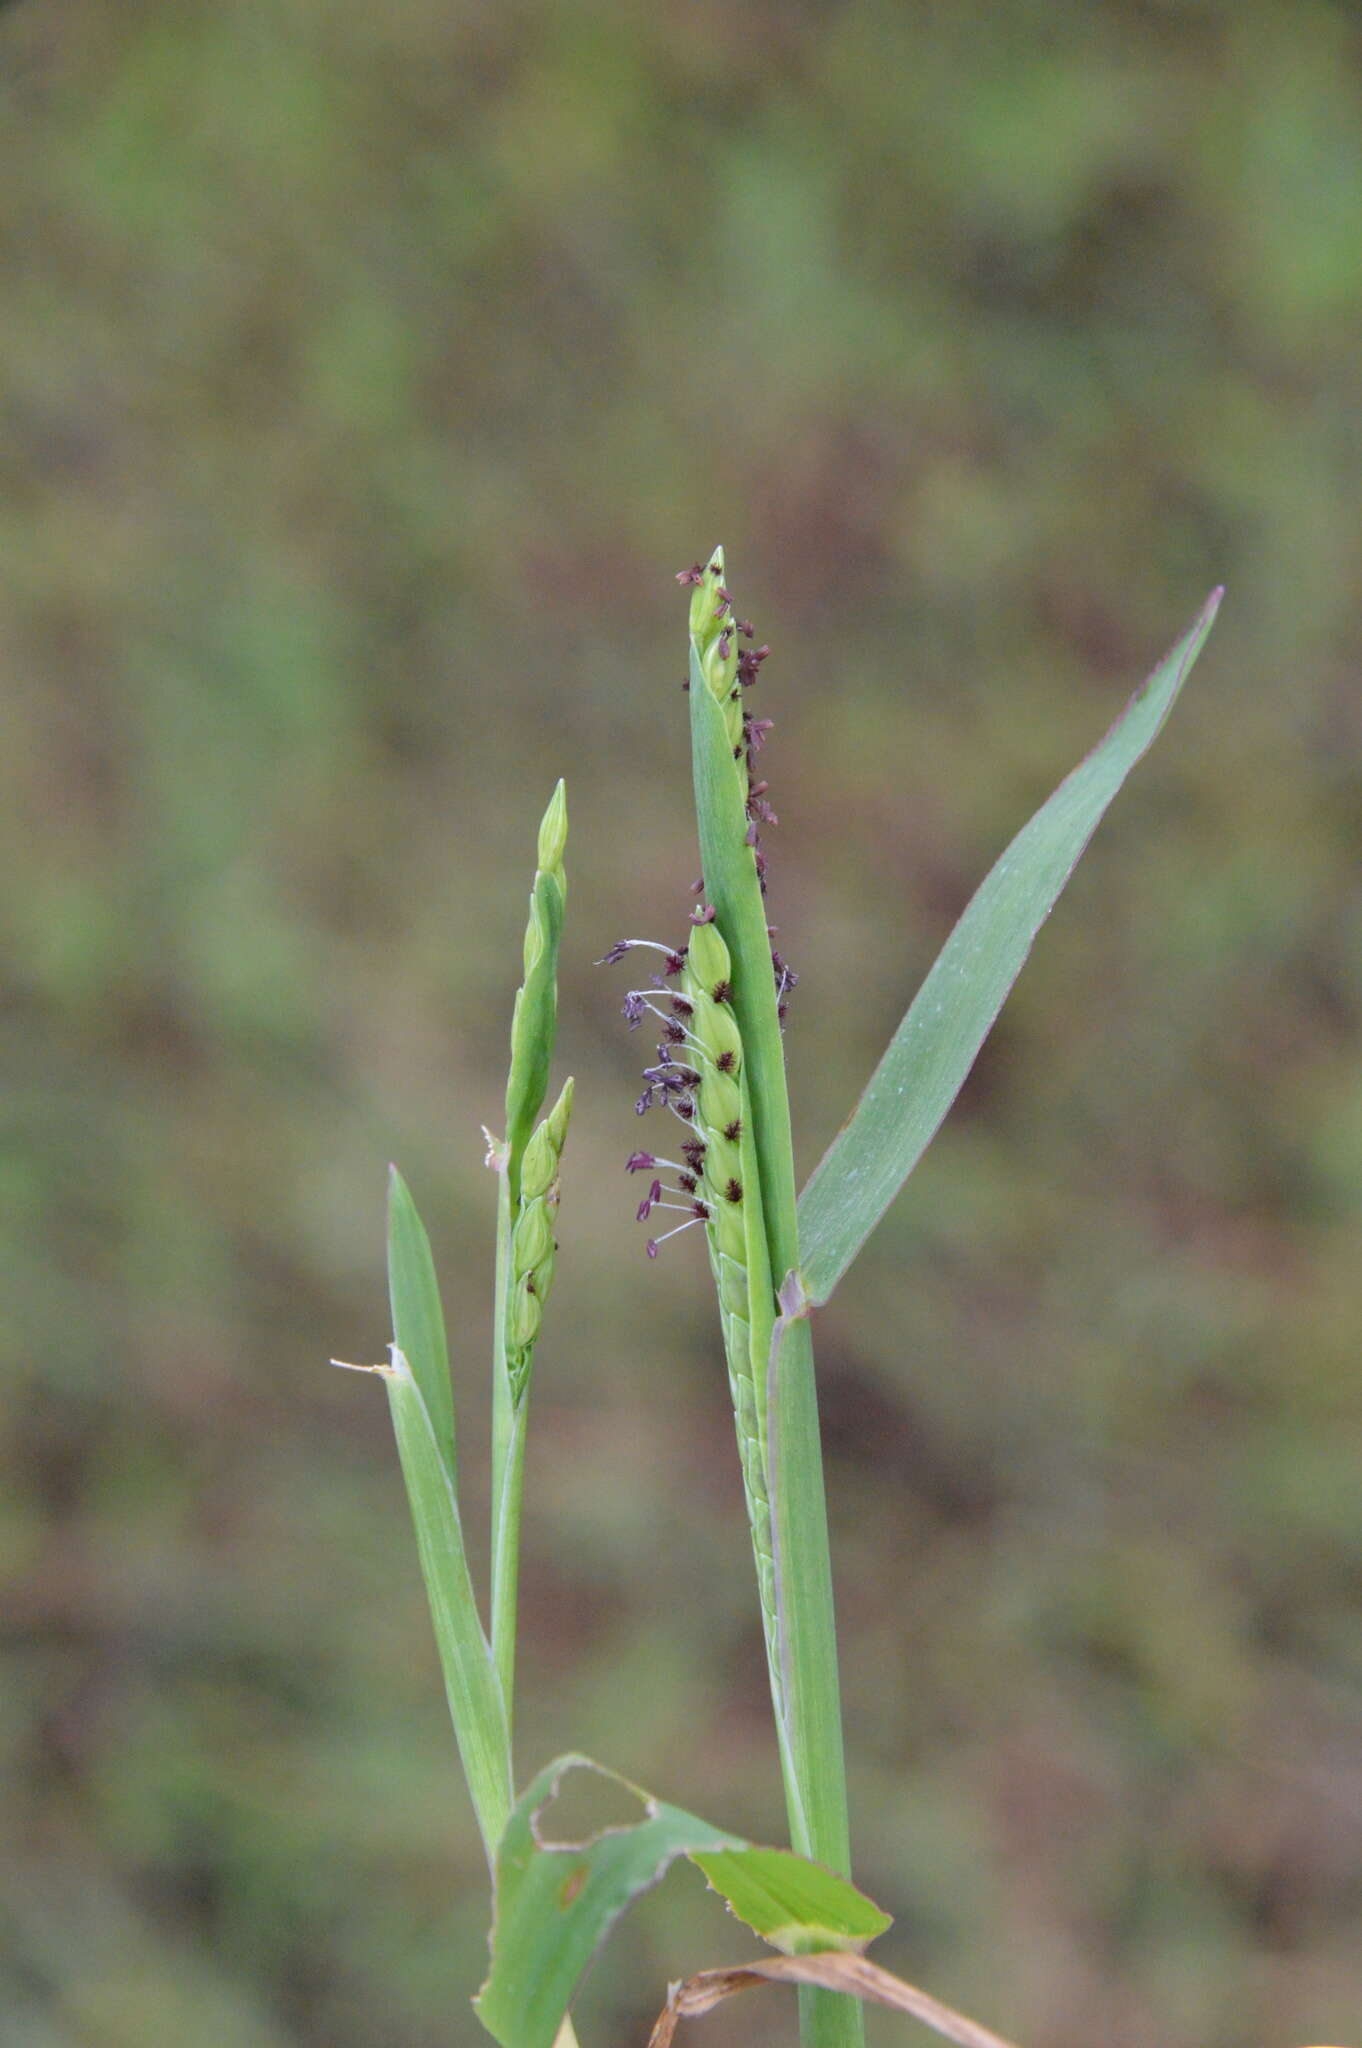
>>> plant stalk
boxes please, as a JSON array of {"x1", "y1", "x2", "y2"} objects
[
  {"x1": 689, "y1": 633, "x2": 861, "y2": 2048},
  {"x1": 489, "y1": 1163, "x2": 521, "y2": 1738}
]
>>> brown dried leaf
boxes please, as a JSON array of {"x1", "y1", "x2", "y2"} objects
[{"x1": 647, "y1": 1950, "x2": 1022, "y2": 2048}]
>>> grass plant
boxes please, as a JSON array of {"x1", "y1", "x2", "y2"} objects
[{"x1": 337, "y1": 553, "x2": 1220, "y2": 2047}]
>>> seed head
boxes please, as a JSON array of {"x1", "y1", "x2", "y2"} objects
[
  {"x1": 536, "y1": 779, "x2": 568, "y2": 891},
  {"x1": 545, "y1": 1076, "x2": 574, "y2": 1154},
  {"x1": 512, "y1": 1196, "x2": 555, "y2": 1278},
  {"x1": 685, "y1": 916, "x2": 731, "y2": 991},
  {"x1": 684, "y1": 546, "x2": 725, "y2": 640},
  {"x1": 521, "y1": 1121, "x2": 556, "y2": 1202}
]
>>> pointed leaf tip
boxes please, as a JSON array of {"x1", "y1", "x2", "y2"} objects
[
  {"x1": 797, "y1": 593, "x2": 1221, "y2": 1304},
  {"x1": 386, "y1": 1169, "x2": 456, "y2": 1479}
]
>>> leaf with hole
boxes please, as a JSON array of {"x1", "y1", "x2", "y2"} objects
[{"x1": 476, "y1": 1755, "x2": 890, "y2": 2048}]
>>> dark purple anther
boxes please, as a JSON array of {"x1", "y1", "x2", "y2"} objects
[
  {"x1": 622, "y1": 991, "x2": 647, "y2": 1026},
  {"x1": 737, "y1": 643, "x2": 769, "y2": 687},
  {"x1": 689, "y1": 903, "x2": 717, "y2": 926},
  {"x1": 675, "y1": 564, "x2": 704, "y2": 587},
  {"x1": 625, "y1": 1152, "x2": 656, "y2": 1173}
]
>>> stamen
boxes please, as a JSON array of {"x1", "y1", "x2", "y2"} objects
[
  {"x1": 624, "y1": 990, "x2": 701, "y2": 1042},
  {"x1": 646, "y1": 1214, "x2": 705, "y2": 1257},
  {"x1": 625, "y1": 1150, "x2": 694, "y2": 1177},
  {"x1": 597, "y1": 939, "x2": 687, "y2": 970}
]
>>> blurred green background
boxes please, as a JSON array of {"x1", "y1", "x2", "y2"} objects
[{"x1": 3, "y1": 2, "x2": 1361, "y2": 2043}]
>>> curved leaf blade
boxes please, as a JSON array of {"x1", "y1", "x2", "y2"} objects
[
  {"x1": 478, "y1": 1755, "x2": 742, "y2": 2048},
  {"x1": 476, "y1": 1756, "x2": 889, "y2": 2048},
  {"x1": 797, "y1": 591, "x2": 1222, "y2": 1307},
  {"x1": 337, "y1": 1349, "x2": 510, "y2": 1867},
  {"x1": 692, "y1": 1846, "x2": 890, "y2": 1955}
]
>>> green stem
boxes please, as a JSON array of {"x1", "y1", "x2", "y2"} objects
[
  {"x1": 491, "y1": 1398, "x2": 528, "y2": 1731},
  {"x1": 489, "y1": 1164, "x2": 521, "y2": 1745},
  {"x1": 689, "y1": 645, "x2": 861, "y2": 2048}
]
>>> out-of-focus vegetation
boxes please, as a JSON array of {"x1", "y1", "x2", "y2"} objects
[{"x1": 1, "y1": 2, "x2": 1360, "y2": 2043}]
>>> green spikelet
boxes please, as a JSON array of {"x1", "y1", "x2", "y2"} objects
[
  {"x1": 506, "y1": 1076, "x2": 573, "y2": 1401},
  {"x1": 504, "y1": 782, "x2": 567, "y2": 1190},
  {"x1": 677, "y1": 914, "x2": 779, "y2": 1684},
  {"x1": 687, "y1": 546, "x2": 745, "y2": 755}
]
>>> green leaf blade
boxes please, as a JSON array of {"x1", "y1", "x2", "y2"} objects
[
  {"x1": 387, "y1": 1166, "x2": 456, "y2": 1480},
  {"x1": 477, "y1": 1755, "x2": 743, "y2": 2048},
  {"x1": 379, "y1": 1352, "x2": 511, "y2": 1868},
  {"x1": 477, "y1": 1755, "x2": 890, "y2": 2048},
  {"x1": 691, "y1": 1846, "x2": 891, "y2": 1956},
  {"x1": 797, "y1": 590, "x2": 1222, "y2": 1307}
]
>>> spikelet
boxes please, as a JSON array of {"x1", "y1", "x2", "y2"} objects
[
  {"x1": 506, "y1": 1076, "x2": 573, "y2": 1401},
  {"x1": 504, "y1": 780, "x2": 567, "y2": 1181},
  {"x1": 678, "y1": 916, "x2": 779, "y2": 1644},
  {"x1": 607, "y1": 554, "x2": 792, "y2": 1671}
]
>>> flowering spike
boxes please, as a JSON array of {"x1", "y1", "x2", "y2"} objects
[
  {"x1": 685, "y1": 546, "x2": 725, "y2": 639},
  {"x1": 536, "y1": 779, "x2": 568, "y2": 890}
]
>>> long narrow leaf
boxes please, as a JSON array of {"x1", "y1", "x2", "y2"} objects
[
  {"x1": 477, "y1": 1755, "x2": 888, "y2": 2048},
  {"x1": 387, "y1": 1166, "x2": 456, "y2": 1480},
  {"x1": 337, "y1": 1350, "x2": 511, "y2": 1866},
  {"x1": 797, "y1": 590, "x2": 1222, "y2": 1307}
]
